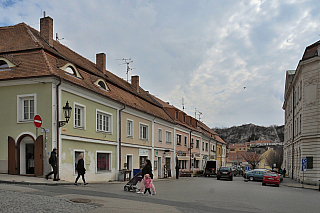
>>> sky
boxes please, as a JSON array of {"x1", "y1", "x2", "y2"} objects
[{"x1": 1, "y1": 0, "x2": 319, "y2": 128}]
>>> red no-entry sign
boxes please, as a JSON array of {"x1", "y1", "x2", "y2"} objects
[{"x1": 33, "y1": 115, "x2": 42, "y2": 128}]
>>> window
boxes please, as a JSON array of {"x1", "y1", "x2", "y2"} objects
[
  {"x1": 219, "y1": 147, "x2": 221, "y2": 155},
  {"x1": 196, "y1": 139, "x2": 199, "y2": 149},
  {"x1": 94, "y1": 79, "x2": 109, "y2": 91},
  {"x1": 230, "y1": 149, "x2": 235, "y2": 151},
  {"x1": 0, "y1": 60, "x2": 9, "y2": 69},
  {"x1": 184, "y1": 136, "x2": 187, "y2": 146},
  {"x1": 205, "y1": 143, "x2": 208, "y2": 151},
  {"x1": 307, "y1": 156, "x2": 313, "y2": 169},
  {"x1": 166, "y1": 131, "x2": 172, "y2": 143},
  {"x1": 183, "y1": 115, "x2": 186, "y2": 122},
  {"x1": 96, "y1": 110, "x2": 112, "y2": 133},
  {"x1": 17, "y1": 94, "x2": 36, "y2": 122},
  {"x1": 158, "y1": 129, "x2": 162, "y2": 142},
  {"x1": 194, "y1": 159, "x2": 199, "y2": 168},
  {"x1": 60, "y1": 63, "x2": 82, "y2": 78},
  {"x1": 139, "y1": 123, "x2": 148, "y2": 140},
  {"x1": 178, "y1": 160, "x2": 187, "y2": 169},
  {"x1": 175, "y1": 112, "x2": 178, "y2": 119},
  {"x1": 127, "y1": 120, "x2": 133, "y2": 137},
  {"x1": 97, "y1": 152, "x2": 111, "y2": 171},
  {"x1": 176, "y1": 134, "x2": 182, "y2": 145},
  {"x1": 74, "y1": 103, "x2": 86, "y2": 129},
  {"x1": 202, "y1": 142, "x2": 204, "y2": 151}
]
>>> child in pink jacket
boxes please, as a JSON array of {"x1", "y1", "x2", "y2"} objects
[{"x1": 143, "y1": 174, "x2": 152, "y2": 196}]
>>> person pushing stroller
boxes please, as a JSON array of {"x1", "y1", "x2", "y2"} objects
[{"x1": 137, "y1": 159, "x2": 156, "y2": 195}]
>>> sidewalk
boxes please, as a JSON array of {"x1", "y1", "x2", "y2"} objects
[
  {"x1": 0, "y1": 174, "x2": 172, "y2": 186},
  {"x1": 281, "y1": 177, "x2": 319, "y2": 190}
]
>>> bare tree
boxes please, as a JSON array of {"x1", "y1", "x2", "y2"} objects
[
  {"x1": 262, "y1": 147, "x2": 283, "y2": 170},
  {"x1": 241, "y1": 151, "x2": 261, "y2": 170}
]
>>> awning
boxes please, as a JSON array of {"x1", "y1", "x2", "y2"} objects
[{"x1": 177, "y1": 156, "x2": 190, "y2": 161}]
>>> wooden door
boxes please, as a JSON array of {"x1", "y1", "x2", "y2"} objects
[
  {"x1": 8, "y1": 136, "x2": 16, "y2": 175},
  {"x1": 34, "y1": 135, "x2": 43, "y2": 176}
]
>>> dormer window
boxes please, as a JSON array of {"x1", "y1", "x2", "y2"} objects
[
  {"x1": 0, "y1": 60, "x2": 9, "y2": 69},
  {"x1": 98, "y1": 81, "x2": 106, "y2": 89},
  {"x1": 0, "y1": 58, "x2": 15, "y2": 71},
  {"x1": 65, "y1": 66, "x2": 74, "y2": 75},
  {"x1": 60, "y1": 63, "x2": 82, "y2": 78},
  {"x1": 94, "y1": 79, "x2": 109, "y2": 91}
]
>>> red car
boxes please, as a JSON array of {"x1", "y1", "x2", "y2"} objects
[{"x1": 262, "y1": 172, "x2": 280, "y2": 187}]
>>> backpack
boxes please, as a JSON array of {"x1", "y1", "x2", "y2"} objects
[{"x1": 49, "y1": 156, "x2": 53, "y2": 164}]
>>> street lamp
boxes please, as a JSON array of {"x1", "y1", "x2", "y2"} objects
[{"x1": 59, "y1": 101, "x2": 72, "y2": 127}]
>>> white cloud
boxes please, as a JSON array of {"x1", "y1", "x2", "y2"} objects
[{"x1": 1, "y1": 0, "x2": 320, "y2": 128}]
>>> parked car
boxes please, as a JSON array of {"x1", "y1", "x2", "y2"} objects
[
  {"x1": 217, "y1": 167, "x2": 233, "y2": 181},
  {"x1": 271, "y1": 170, "x2": 283, "y2": 182},
  {"x1": 262, "y1": 172, "x2": 280, "y2": 187},
  {"x1": 244, "y1": 170, "x2": 267, "y2": 181}
]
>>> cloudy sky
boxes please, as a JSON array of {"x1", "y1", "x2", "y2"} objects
[{"x1": 1, "y1": 0, "x2": 319, "y2": 128}]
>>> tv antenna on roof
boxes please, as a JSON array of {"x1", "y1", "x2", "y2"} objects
[
  {"x1": 56, "y1": 33, "x2": 64, "y2": 42},
  {"x1": 116, "y1": 58, "x2": 134, "y2": 82},
  {"x1": 182, "y1": 98, "x2": 186, "y2": 111}
]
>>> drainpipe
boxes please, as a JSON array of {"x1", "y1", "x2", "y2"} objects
[
  {"x1": 118, "y1": 104, "x2": 126, "y2": 176},
  {"x1": 292, "y1": 86, "x2": 295, "y2": 179},
  {"x1": 56, "y1": 77, "x2": 61, "y2": 179},
  {"x1": 151, "y1": 116, "x2": 156, "y2": 175}
]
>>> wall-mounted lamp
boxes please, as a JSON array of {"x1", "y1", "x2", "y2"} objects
[{"x1": 59, "y1": 101, "x2": 72, "y2": 127}]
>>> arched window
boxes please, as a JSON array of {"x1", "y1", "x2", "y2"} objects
[
  {"x1": 65, "y1": 66, "x2": 75, "y2": 75},
  {"x1": 94, "y1": 79, "x2": 109, "y2": 91},
  {"x1": 59, "y1": 63, "x2": 82, "y2": 78},
  {"x1": 98, "y1": 81, "x2": 106, "y2": 89},
  {"x1": 0, "y1": 60, "x2": 9, "y2": 69}
]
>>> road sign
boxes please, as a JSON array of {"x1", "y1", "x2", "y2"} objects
[
  {"x1": 302, "y1": 158, "x2": 307, "y2": 172},
  {"x1": 33, "y1": 115, "x2": 42, "y2": 128}
]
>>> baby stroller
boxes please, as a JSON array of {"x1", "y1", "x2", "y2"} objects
[{"x1": 124, "y1": 171, "x2": 143, "y2": 192}]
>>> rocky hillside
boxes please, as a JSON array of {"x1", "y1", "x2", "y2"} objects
[{"x1": 212, "y1": 123, "x2": 284, "y2": 145}]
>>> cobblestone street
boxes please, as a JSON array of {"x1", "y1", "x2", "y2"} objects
[{"x1": 0, "y1": 190, "x2": 97, "y2": 213}]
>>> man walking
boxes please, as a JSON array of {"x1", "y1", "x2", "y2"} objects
[{"x1": 45, "y1": 148, "x2": 59, "y2": 181}]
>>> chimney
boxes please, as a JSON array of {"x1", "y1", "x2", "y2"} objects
[
  {"x1": 131, "y1": 75, "x2": 139, "y2": 92},
  {"x1": 96, "y1": 53, "x2": 107, "y2": 75},
  {"x1": 40, "y1": 14, "x2": 53, "y2": 46}
]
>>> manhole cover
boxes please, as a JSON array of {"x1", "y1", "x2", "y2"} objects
[{"x1": 70, "y1": 198, "x2": 91, "y2": 203}]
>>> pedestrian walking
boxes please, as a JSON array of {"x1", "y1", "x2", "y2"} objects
[
  {"x1": 283, "y1": 168, "x2": 286, "y2": 177},
  {"x1": 176, "y1": 162, "x2": 180, "y2": 179},
  {"x1": 45, "y1": 148, "x2": 59, "y2": 181},
  {"x1": 143, "y1": 174, "x2": 152, "y2": 196},
  {"x1": 137, "y1": 159, "x2": 156, "y2": 194},
  {"x1": 74, "y1": 153, "x2": 88, "y2": 186}
]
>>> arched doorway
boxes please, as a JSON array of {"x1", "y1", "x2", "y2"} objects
[
  {"x1": 20, "y1": 136, "x2": 34, "y2": 175},
  {"x1": 8, "y1": 134, "x2": 43, "y2": 176}
]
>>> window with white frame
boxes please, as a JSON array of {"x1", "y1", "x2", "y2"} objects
[
  {"x1": 97, "y1": 152, "x2": 111, "y2": 171},
  {"x1": 127, "y1": 120, "x2": 133, "y2": 137},
  {"x1": 176, "y1": 134, "x2": 182, "y2": 145},
  {"x1": 96, "y1": 110, "x2": 112, "y2": 133},
  {"x1": 205, "y1": 143, "x2": 208, "y2": 151},
  {"x1": 74, "y1": 103, "x2": 85, "y2": 129},
  {"x1": 166, "y1": 131, "x2": 172, "y2": 143},
  {"x1": 158, "y1": 128, "x2": 162, "y2": 142},
  {"x1": 139, "y1": 123, "x2": 148, "y2": 140},
  {"x1": 17, "y1": 94, "x2": 36, "y2": 122}
]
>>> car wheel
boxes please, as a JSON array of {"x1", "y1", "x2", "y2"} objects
[
  {"x1": 276, "y1": 184, "x2": 279, "y2": 187},
  {"x1": 262, "y1": 183, "x2": 266, "y2": 186},
  {"x1": 230, "y1": 177, "x2": 233, "y2": 181},
  {"x1": 217, "y1": 177, "x2": 220, "y2": 180},
  {"x1": 249, "y1": 176, "x2": 254, "y2": 181},
  {"x1": 124, "y1": 186, "x2": 128, "y2": 191}
]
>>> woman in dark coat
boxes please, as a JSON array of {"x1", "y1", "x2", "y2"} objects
[{"x1": 74, "y1": 153, "x2": 88, "y2": 185}]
